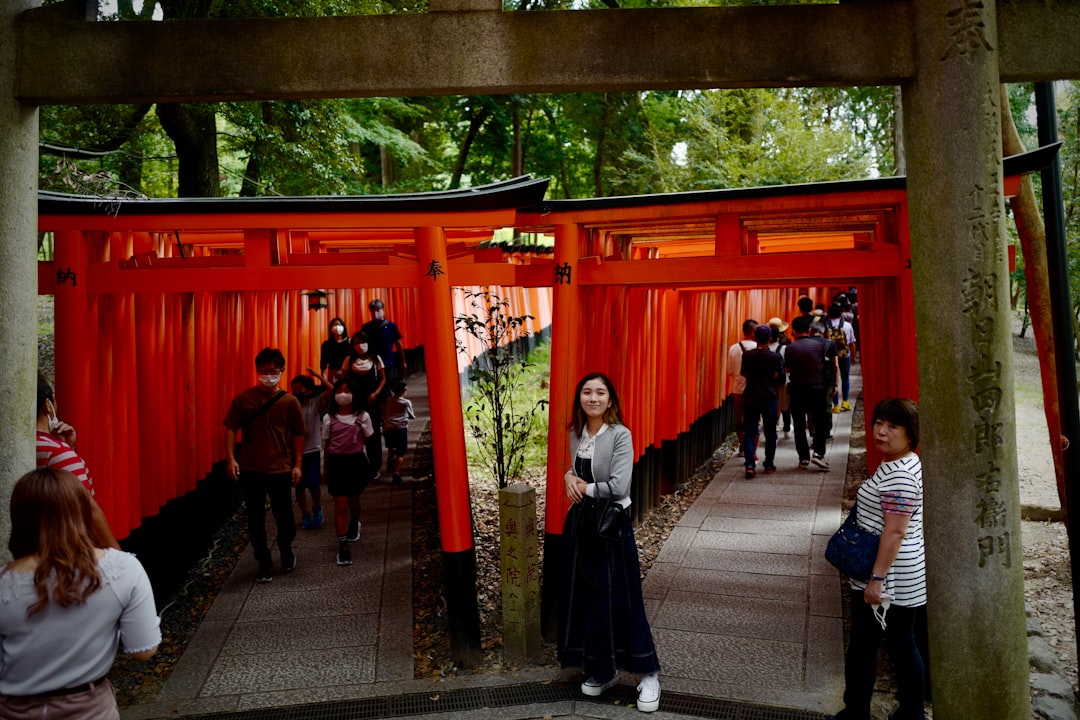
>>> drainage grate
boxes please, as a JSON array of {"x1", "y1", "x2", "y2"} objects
[{"x1": 183, "y1": 681, "x2": 825, "y2": 720}]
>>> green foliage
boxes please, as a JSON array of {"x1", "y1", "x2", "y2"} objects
[{"x1": 455, "y1": 290, "x2": 549, "y2": 489}]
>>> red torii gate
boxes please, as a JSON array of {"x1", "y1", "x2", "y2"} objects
[{"x1": 36, "y1": 150, "x2": 1041, "y2": 659}]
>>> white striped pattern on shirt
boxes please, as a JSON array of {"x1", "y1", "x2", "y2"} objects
[{"x1": 851, "y1": 454, "x2": 925, "y2": 607}]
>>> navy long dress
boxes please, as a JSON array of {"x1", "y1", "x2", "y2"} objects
[{"x1": 557, "y1": 454, "x2": 661, "y2": 682}]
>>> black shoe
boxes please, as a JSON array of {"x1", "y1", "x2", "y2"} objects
[
  {"x1": 744, "y1": 467, "x2": 756, "y2": 479},
  {"x1": 282, "y1": 551, "x2": 296, "y2": 573},
  {"x1": 256, "y1": 566, "x2": 273, "y2": 583}
]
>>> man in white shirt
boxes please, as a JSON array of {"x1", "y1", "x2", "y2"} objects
[{"x1": 726, "y1": 319, "x2": 758, "y2": 456}]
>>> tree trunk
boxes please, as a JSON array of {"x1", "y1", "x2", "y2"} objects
[
  {"x1": 892, "y1": 86, "x2": 905, "y2": 175},
  {"x1": 240, "y1": 145, "x2": 261, "y2": 197},
  {"x1": 593, "y1": 93, "x2": 609, "y2": 197},
  {"x1": 511, "y1": 103, "x2": 523, "y2": 177},
  {"x1": 380, "y1": 145, "x2": 396, "y2": 189},
  {"x1": 156, "y1": 103, "x2": 221, "y2": 198},
  {"x1": 449, "y1": 106, "x2": 490, "y2": 190},
  {"x1": 1000, "y1": 83, "x2": 1066, "y2": 514}
]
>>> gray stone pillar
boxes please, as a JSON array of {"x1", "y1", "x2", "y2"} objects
[
  {"x1": 499, "y1": 483, "x2": 541, "y2": 664},
  {"x1": 0, "y1": 1, "x2": 41, "y2": 560},
  {"x1": 902, "y1": 2, "x2": 1030, "y2": 718}
]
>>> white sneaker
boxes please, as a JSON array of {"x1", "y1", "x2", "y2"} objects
[
  {"x1": 636, "y1": 673, "x2": 660, "y2": 712},
  {"x1": 581, "y1": 675, "x2": 618, "y2": 696}
]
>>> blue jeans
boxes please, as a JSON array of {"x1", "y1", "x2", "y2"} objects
[
  {"x1": 833, "y1": 356, "x2": 852, "y2": 404},
  {"x1": 742, "y1": 398, "x2": 778, "y2": 469}
]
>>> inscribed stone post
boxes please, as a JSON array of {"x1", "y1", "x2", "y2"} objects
[
  {"x1": 902, "y1": 1, "x2": 1030, "y2": 717},
  {"x1": 500, "y1": 483, "x2": 541, "y2": 664},
  {"x1": 0, "y1": 0, "x2": 42, "y2": 561}
]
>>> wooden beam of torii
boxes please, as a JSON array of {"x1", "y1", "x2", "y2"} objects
[{"x1": 14, "y1": 0, "x2": 1080, "y2": 104}]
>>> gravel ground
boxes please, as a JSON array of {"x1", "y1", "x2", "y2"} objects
[{"x1": 1012, "y1": 317, "x2": 1078, "y2": 694}]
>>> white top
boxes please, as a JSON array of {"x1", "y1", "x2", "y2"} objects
[
  {"x1": 0, "y1": 549, "x2": 160, "y2": 695},
  {"x1": 727, "y1": 339, "x2": 756, "y2": 394},
  {"x1": 851, "y1": 454, "x2": 926, "y2": 607}
]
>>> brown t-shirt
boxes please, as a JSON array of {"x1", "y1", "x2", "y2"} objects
[{"x1": 223, "y1": 386, "x2": 305, "y2": 474}]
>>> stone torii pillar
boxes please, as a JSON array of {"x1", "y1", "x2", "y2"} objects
[
  {"x1": 0, "y1": 0, "x2": 40, "y2": 558},
  {"x1": 903, "y1": 1, "x2": 1030, "y2": 718}
]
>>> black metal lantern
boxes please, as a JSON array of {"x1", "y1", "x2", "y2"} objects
[{"x1": 304, "y1": 289, "x2": 329, "y2": 311}]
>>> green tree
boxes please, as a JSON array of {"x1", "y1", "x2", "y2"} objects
[{"x1": 455, "y1": 290, "x2": 548, "y2": 489}]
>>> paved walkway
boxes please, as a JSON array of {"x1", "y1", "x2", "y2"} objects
[{"x1": 122, "y1": 368, "x2": 861, "y2": 720}]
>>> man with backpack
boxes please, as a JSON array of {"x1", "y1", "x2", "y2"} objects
[
  {"x1": 224, "y1": 347, "x2": 306, "y2": 583},
  {"x1": 826, "y1": 303, "x2": 857, "y2": 412}
]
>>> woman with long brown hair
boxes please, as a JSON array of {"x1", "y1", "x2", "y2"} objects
[
  {"x1": 0, "y1": 467, "x2": 160, "y2": 720},
  {"x1": 559, "y1": 372, "x2": 661, "y2": 713}
]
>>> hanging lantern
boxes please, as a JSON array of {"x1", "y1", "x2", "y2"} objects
[{"x1": 304, "y1": 289, "x2": 329, "y2": 311}]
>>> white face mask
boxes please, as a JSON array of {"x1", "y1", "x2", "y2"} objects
[
  {"x1": 335, "y1": 392, "x2": 353, "y2": 406},
  {"x1": 332, "y1": 324, "x2": 344, "y2": 336},
  {"x1": 373, "y1": 310, "x2": 384, "y2": 320},
  {"x1": 47, "y1": 399, "x2": 61, "y2": 432},
  {"x1": 358, "y1": 343, "x2": 369, "y2": 354},
  {"x1": 259, "y1": 372, "x2": 282, "y2": 388}
]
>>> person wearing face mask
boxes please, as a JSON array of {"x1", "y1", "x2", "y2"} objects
[
  {"x1": 320, "y1": 317, "x2": 351, "y2": 385},
  {"x1": 559, "y1": 373, "x2": 661, "y2": 713},
  {"x1": 345, "y1": 331, "x2": 387, "y2": 478},
  {"x1": 35, "y1": 374, "x2": 120, "y2": 550},
  {"x1": 360, "y1": 299, "x2": 406, "y2": 384},
  {"x1": 223, "y1": 347, "x2": 306, "y2": 583},
  {"x1": 321, "y1": 379, "x2": 375, "y2": 566},
  {"x1": 291, "y1": 372, "x2": 332, "y2": 530}
]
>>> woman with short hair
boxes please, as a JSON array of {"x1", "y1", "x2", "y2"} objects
[{"x1": 827, "y1": 398, "x2": 925, "y2": 720}]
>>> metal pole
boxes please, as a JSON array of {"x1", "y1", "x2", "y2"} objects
[{"x1": 1034, "y1": 80, "x2": 1080, "y2": 679}]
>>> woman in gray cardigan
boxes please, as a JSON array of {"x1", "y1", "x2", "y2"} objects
[{"x1": 559, "y1": 372, "x2": 661, "y2": 713}]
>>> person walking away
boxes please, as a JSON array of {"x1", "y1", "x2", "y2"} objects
[
  {"x1": 383, "y1": 380, "x2": 415, "y2": 485},
  {"x1": 224, "y1": 347, "x2": 306, "y2": 582},
  {"x1": 827, "y1": 398, "x2": 926, "y2": 720},
  {"x1": 320, "y1": 317, "x2": 351, "y2": 385},
  {"x1": 767, "y1": 317, "x2": 793, "y2": 435},
  {"x1": 35, "y1": 373, "x2": 120, "y2": 550},
  {"x1": 361, "y1": 298, "x2": 407, "y2": 383},
  {"x1": 559, "y1": 373, "x2": 662, "y2": 713},
  {"x1": 826, "y1": 303, "x2": 856, "y2": 412},
  {"x1": 291, "y1": 372, "x2": 331, "y2": 529},
  {"x1": 726, "y1": 319, "x2": 758, "y2": 457},
  {"x1": 322, "y1": 379, "x2": 375, "y2": 566},
  {"x1": 809, "y1": 320, "x2": 839, "y2": 438},
  {"x1": 784, "y1": 316, "x2": 831, "y2": 471},
  {"x1": 740, "y1": 324, "x2": 785, "y2": 478},
  {"x1": 0, "y1": 467, "x2": 160, "y2": 720}
]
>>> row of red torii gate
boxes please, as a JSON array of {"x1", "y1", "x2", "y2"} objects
[{"x1": 37, "y1": 155, "x2": 1037, "y2": 656}]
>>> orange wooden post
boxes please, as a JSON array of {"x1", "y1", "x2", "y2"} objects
[
  {"x1": 541, "y1": 223, "x2": 582, "y2": 639},
  {"x1": 52, "y1": 230, "x2": 92, "y2": 456},
  {"x1": 414, "y1": 224, "x2": 481, "y2": 665}
]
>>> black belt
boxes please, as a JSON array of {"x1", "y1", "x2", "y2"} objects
[{"x1": 12, "y1": 676, "x2": 108, "y2": 699}]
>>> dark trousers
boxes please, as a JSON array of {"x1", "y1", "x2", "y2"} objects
[
  {"x1": 743, "y1": 398, "x2": 778, "y2": 469},
  {"x1": 840, "y1": 591, "x2": 926, "y2": 720},
  {"x1": 241, "y1": 471, "x2": 295, "y2": 571},
  {"x1": 789, "y1": 385, "x2": 828, "y2": 461},
  {"x1": 367, "y1": 403, "x2": 384, "y2": 474}
]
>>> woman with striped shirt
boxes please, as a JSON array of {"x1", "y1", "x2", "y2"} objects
[{"x1": 828, "y1": 398, "x2": 925, "y2": 720}]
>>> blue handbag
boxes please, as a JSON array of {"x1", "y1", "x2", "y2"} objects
[{"x1": 825, "y1": 505, "x2": 880, "y2": 581}]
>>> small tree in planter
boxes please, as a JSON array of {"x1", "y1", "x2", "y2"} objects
[
  {"x1": 455, "y1": 288, "x2": 548, "y2": 489},
  {"x1": 455, "y1": 288, "x2": 547, "y2": 663}
]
